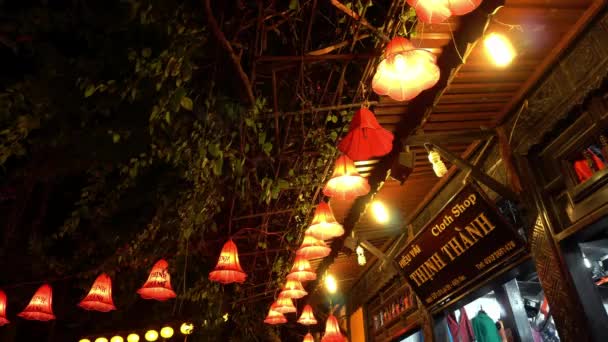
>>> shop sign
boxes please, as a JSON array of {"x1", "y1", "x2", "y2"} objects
[{"x1": 396, "y1": 184, "x2": 525, "y2": 308}]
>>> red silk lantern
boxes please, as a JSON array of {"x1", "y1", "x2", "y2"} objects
[
  {"x1": 273, "y1": 296, "x2": 296, "y2": 314},
  {"x1": 337, "y1": 108, "x2": 394, "y2": 161},
  {"x1": 372, "y1": 37, "x2": 440, "y2": 102},
  {"x1": 307, "y1": 202, "x2": 343, "y2": 240},
  {"x1": 407, "y1": 0, "x2": 482, "y2": 23},
  {"x1": 209, "y1": 239, "x2": 247, "y2": 284},
  {"x1": 137, "y1": 259, "x2": 176, "y2": 301},
  {"x1": 279, "y1": 279, "x2": 308, "y2": 299},
  {"x1": 323, "y1": 155, "x2": 370, "y2": 200},
  {"x1": 321, "y1": 314, "x2": 346, "y2": 342},
  {"x1": 264, "y1": 303, "x2": 287, "y2": 325},
  {"x1": 287, "y1": 255, "x2": 316, "y2": 282},
  {"x1": 297, "y1": 234, "x2": 331, "y2": 259},
  {"x1": 78, "y1": 273, "x2": 116, "y2": 312},
  {"x1": 303, "y1": 333, "x2": 315, "y2": 342},
  {"x1": 0, "y1": 290, "x2": 9, "y2": 326},
  {"x1": 18, "y1": 284, "x2": 55, "y2": 321},
  {"x1": 297, "y1": 304, "x2": 317, "y2": 326}
]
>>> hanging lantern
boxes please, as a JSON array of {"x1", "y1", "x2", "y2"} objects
[
  {"x1": 428, "y1": 150, "x2": 448, "y2": 177},
  {"x1": 264, "y1": 303, "x2": 287, "y2": 325},
  {"x1": 338, "y1": 108, "x2": 394, "y2": 161},
  {"x1": 287, "y1": 255, "x2": 316, "y2": 282},
  {"x1": 303, "y1": 333, "x2": 315, "y2": 342},
  {"x1": 297, "y1": 234, "x2": 331, "y2": 259},
  {"x1": 18, "y1": 284, "x2": 55, "y2": 321},
  {"x1": 137, "y1": 259, "x2": 176, "y2": 301},
  {"x1": 273, "y1": 296, "x2": 296, "y2": 314},
  {"x1": 372, "y1": 37, "x2": 440, "y2": 102},
  {"x1": 407, "y1": 0, "x2": 483, "y2": 23},
  {"x1": 321, "y1": 314, "x2": 346, "y2": 342},
  {"x1": 323, "y1": 155, "x2": 370, "y2": 200},
  {"x1": 0, "y1": 290, "x2": 9, "y2": 326},
  {"x1": 307, "y1": 202, "x2": 343, "y2": 240},
  {"x1": 297, "y1": 304, "x2": 318, "y2": 326},
  {"x1": 279, "y1": 279, "x2": 308, "y2": 299},
  {"x1": 209, "y1": 239, "x2": 247, "y2": 284},
  {"x1": 79, "y1": 273, "x2": 117, "y2": 312}
]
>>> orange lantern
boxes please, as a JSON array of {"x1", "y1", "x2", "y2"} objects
[
  {"x1": 323, "y1": 155, "x2": 370, "y2": 199},
  {"x1": 297, "y1": 234, "x2": 331, "y2": 259},
  {"x1": 18, "y1": 284, "x2": 55, "y2": 321},
  {"x1": 407, "y1": 0, "x2": 483, "y2": 23},
  {"x1": 0, "y1": 290, "x2": 9, "y2": 326},
  {"x1": 337, "y1": 109, "x2": 394, "y2": 162},
  {"x1": 273, "y1": 296, "x2": 296, "y2": 314},
  {"x1": 279, "y1": 279, "x2": 308, "y2": 299},
  {"x1": 307, "y1": 202, "x2": 343, "y2": 240},
  {"x1": 297, "y1": 304, "x2": 317, "y2": 326},
  {"x1": 372, "y1": 37, "x2": 440, "y2": 102},
  {"x1": 287, "y1": 255, "x2": 316, "y2": 282},
  {"x1": 303, "y1": 333, "x2": 315, "y2": 342},
  {"x1": 79, "y1": 273, "x2": 116, "y2": 312},
  {"x1": 321, "y1": 314, "x2": 346, "y2": 342},
  {"x1": 209, "y1": 239, "x2": 247, "y2": 284},
  {"x1": 137, "y1": 259, "x2": 176, "y2": 301},
  {"x1": 264, "y1": 303, "x2": 287, "y2": 325}
]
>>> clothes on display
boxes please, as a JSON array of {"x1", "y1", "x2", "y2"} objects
[
  {"x1": 447, "y1": 308, "x2": 475, "y2": 342},
  {"x1": 472, "y1": 310, "x2": 502, "y2": 342}
]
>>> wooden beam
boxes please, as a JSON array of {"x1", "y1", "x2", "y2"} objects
[
  {"x1": 404, "y1": 129, "x2": 495, "y2": 145},
  {"x1": 256, "y1": 53, "x2": 380, "y2": 62}
]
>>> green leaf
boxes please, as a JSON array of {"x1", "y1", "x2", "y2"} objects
[
  {"x1": 181, "y1": 96, "x2": 193, "y2": 111},
  {"x1": 289, "y1": 0, "x2": 299, "y2": 10},
  {"x1": 142, "y1": 48, "x2": 152, "y2": 58},
  {"x1": 262, "y1": 142, "x2": 272, "y2": 156},
  {"x1": 212, "y1": 158, "x2": 223, "y2": 176},
  {"x1": 84, "y1": 84, "x2": 96, "y2": 98},
  {"x1": 112, "y1": 133, "x2": 121, "y2": 143},
  {"x1": 277, "y1": 179, "x2": 290, "y2": 190}
]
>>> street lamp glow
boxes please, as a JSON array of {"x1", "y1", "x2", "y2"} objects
[
  {"x1": 180, "y1": 322, "x2": 194, "y2": 335},
  {"x1": 110, "y1": 337, "x2": 124, "y2": 342},
  {"x1": 126, "y1": 334, "x2": 140, "y2": 342},
  {"x1": 160, "y1": 326, "x2": 174, "y2": 339},
  {"x1": 79, "y1": 339, "x2": 91, "y2": 342},
  {"x1": 371, "y1": 200, "x2": 389, "y2": 223},
  {"x1": 325, "y1": 274, "x2": 338, "y2": 294},
  {"x1": 484, "y1": 33, "x2": 516, "y2": 67},
  {"x1": 144, "y1": 330, "x2": 158, "y2": 342},
  {"x1": 95, "y1": 338, "x2": 108, "y2": 342}
]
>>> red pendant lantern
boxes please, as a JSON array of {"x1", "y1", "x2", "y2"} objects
[
  {"x1": 209, "y1": 239, "x2": 247, "y2": 284},
  {"x1": 273, "y1": 296, "x2": 296, "y2": 314},
  {"x1": 307, "y1": 202, "x2": 343, "y2": 240},
  {"x1": 264, "y1": 303, "x2": 287, "y2": 325},
  {"x1": 297, "y1": 304, "x2": 318, "y2": 326},
  {"x1": 78, "y1": 273, "x2": 116, "y2": 312},
  {"x1": 303, "y1": 333, "x2": 315, "y2": 342},
  {"x1": 18, "y1": 284, "x2": 55, "y2": 321},
  {"x1": 287, "y1": 255, "x2": 316, "y2": 282},
  {"x1": 279, "y1": 279, "x2": 308, "y2": 299},
  {"x1": 407, "y1": 0, "x2": 483, "y2": 24},
  {"x1": 338, "y1": 109, "x2": 394, "y2": 162},
  {"x1": 323, "y1": 155, "x2": 370, "y2": 200},
  {"x1": 0, "y1": 290, "x2": 9, "y2": 326},
  {"x1": 137, "y1": 259, "x2": 177, "y2": 301},
  {"x1": 372, "y1": 37, "x2": 440, "y2": 102},
  {"x1": 321, "y1": 314, "x2": 346, "y2": 342},
  {"x1": 297, "y1": 234, "x2": 331, "y2": 259}
]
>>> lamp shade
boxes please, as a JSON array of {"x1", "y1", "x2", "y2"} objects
[
  {"x1": 323, "y1": 155, "x2": 370, "y2": 200},
  {"x1": 0, "y1": 290, "x2": 9, "y2": 326},
  {"x1": 297, "y1": 304, "x2": 317, "y2": 326},
  {"x1": 209, "y1": 239, "x2": 247, "y2": 284},
  {"x1": 264, "y1": 303, "x2": 287, "y2": 325},
  {"x1": 273, "y1": 296, "x2": 296, "y2": 314},
  {"x1": 18, "y1": 284, "x2": 55, "y2": 321},
  {"x1": 279, "y1": 279, "x2": 308, "y2": 299},
  {"x1": 287, "y1": 255, "x2": 316, "y2": 282},
  {"x1": 407, "y1": 0, "x2": 482, "y2": 24},
  {"x1": 321, "y1": 314, "x2": 346, "y2": 342},
  {"x1": 79, "y1": 273, "x2": 117, "y2": 312},
  {"x1": 372, "y1": 37, "x2": 440, "y2": 102},
  {"x1": 303, "y1": 333, "x2": 315, "y2": 342},
  {"x1": 338, "y1": 108, "x2": 394, "y2": 161},
  {"x1": 137, "y1": 259, "x2": 176, "y2": 301},
  {"x1": 297, "y1": 234, "x2": 331, "y2": 259},
  {"x1": 307, "y1": 202, "x2": 343, "y2": 240}
]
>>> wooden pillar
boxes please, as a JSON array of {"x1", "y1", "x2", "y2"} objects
[
  {"x1": 494, "y1": 279, "x2": 533, "y2": 342},
  {"x1": 517, "y1": 156, "x2": 593, "y2": 341},
  {"x1": 432, "y1": 314, "x2": 450, "y2": 342},
  {"x1": 418, "y1": 299, "x2": 436, "y2": 342}
]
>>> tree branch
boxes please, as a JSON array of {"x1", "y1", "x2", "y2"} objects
[{"x1": 203, "y1": 0, "x2": 256, "y2": 105}]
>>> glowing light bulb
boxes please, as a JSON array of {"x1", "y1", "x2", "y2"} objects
[
  {"x1": 356, "y1": 245, "x2": 366, "y2": 266},
  {"x1": 180, "y1": 322, "x2": 194, "y2": 335},
  {"x1": 393, "y1": 54, "x2": 407, "y2": 72},
  {"x1": 111, "y1": 337, "x2": 124, "y2": 342},
  {"x1": 95, "y1": 338, "x2": 108, "y2": 342},
  {"x1": 79, "y1": 339, "x2": 91, "y2": 342},
  {"x1": 371, "y1": 200, "x2": 389, "y2": 223},
  {"x1": 325, "y1": 274, "x2": 338, "y2": 294},
  {"x1": 144, "y1": 330, "x2": 158, "y2": 342},
  {"x1": 127, "y1": 334, "x2": 140, "y2": 342},
  {"x1": 484, "y1": 33, "x2": 516, "y2": 67},
  {"x1": 428, "y1": 150, "x2": 447, "y2": 177},
  {"x1": 583, "y1": 254, "x2": 592, "y2": 268}
]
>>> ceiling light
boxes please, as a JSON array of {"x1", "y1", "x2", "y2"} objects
[
  {"x1": 371, "y1": 200, "x2": 389, "y2": 223},
  {"x1": 126, "y1": 334, "x2": 140, "y2": 342},
  {"x1": 160, "y1": 327, "x2": 174, "y2": 339},
  {"x1": 356, "y1": 245, "x2": 366, "y2": 266},
  {"x1": 484, "y1": 33, "x2": 516, "y2": 67},
  {"x1": 144, "y1": 330, "x2": 158, "y2": 342},
  {"x1": 325, "y1": 274, "x2": 338, "y2": 294},
  {"x1": 583, "y1": 253, "x2": 592, "y2": 268}
]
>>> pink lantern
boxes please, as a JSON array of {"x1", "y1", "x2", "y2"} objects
[
  {"x1": 297, "y1": 304, "x2": 318, "y2": 326},
  {"x1": 321, "y1": 314, "x2": 346, "y2": 342},
  {"x1": 273, "y1": 296, "x2": 296, "y2": 314},
  {"x1": 264, "y1": 303, "x2": 287, "y2": 325},
  {"x1": 78, "y1": 273, "x2": 117, "y2": 312},
  {"x1": 297, "y1": 234, "x2": 331, "y2": 259},
  {"x1": 0, "y1": 290, "x2": 9, "y2": 326},
  {"x1": 307, "y1": 202, "x2": 343, "y2": 240},
  {"x1": 287, "y1": 255, "x2": 316, "y2": 282},
  {"x1": 407, "y1": 0, "x2": 483, "y2": 24},
  {"x1": 337, "y1": 109, "x2": 394, "y2": 161},
  {"x1": 303, "y1": 333, "x2": 315, "y2": 342},
  {"x1": 137, "y1": 259, "x2": 177, "y2": 301},
  {"x1": 209, "y1": 239, "x2": 247, "y2": 284},
  {"x1": 323, "y1": 155, "x2": 371, "y2": 199},
  {"x1": 279, "y1": 279, "x2": 308, "y2": 299},
  {"x1": 18, "y1": 284, "x2": 55, "y2": 321}
]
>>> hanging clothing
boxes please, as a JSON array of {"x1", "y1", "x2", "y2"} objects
[
  {"x1": 447, "y1": 308, "x2": 475, "y2": 342},
  {"x1": 472, "y1": 311, "x2": 501, "y2": 342}
]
